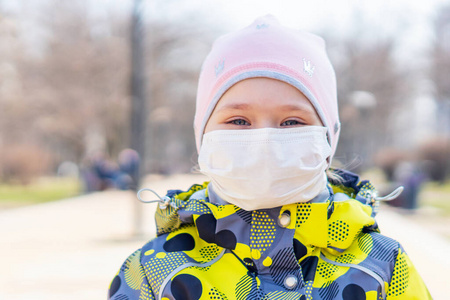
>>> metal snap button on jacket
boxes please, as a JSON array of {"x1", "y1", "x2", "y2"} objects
[
  {"x1": 278, "y1": 212, "x2": 291, "y2": 228},
  {"x1": 284, "y1": 275, "x2": 298, "y2": 289}
]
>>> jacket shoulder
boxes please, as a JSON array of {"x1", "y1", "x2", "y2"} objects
[
  {"x1": 385, "y1": 239, "x2": 432, "y2": 299},
  {"x1": 363, "y1": 231, "x2": 401, "y2": 262},
  {"x1": 108, "y1": 248, "x2": 155, "y2": 299},
  {"x1": 138, "y1": 224, "x2": 223, "y2": 295}
]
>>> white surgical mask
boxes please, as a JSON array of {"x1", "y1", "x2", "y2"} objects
[{"x1": 198, "y1": 126, "x2": 332, "y2": 211}]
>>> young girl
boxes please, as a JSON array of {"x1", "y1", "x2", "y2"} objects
[{"x1": 108, "y1": 15, "x2": 431, "y2": 300}]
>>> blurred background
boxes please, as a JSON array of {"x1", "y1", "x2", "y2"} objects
[{"x1": 0, "y1": 0, "x2": 450, "y2": 298}]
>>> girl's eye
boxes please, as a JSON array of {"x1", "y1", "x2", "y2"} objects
[
  {"x1": 281, "y1": 120, "x2": 304, "y2": 126},
  {"x1": 227, "y1": 119, "x2": 250, "y2": 126}
]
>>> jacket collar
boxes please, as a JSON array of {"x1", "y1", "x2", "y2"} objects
[{"x1": 153, "y1": 169, "x2": 379, "y2": 251}]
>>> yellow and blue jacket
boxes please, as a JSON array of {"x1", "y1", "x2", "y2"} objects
[{"x1": 108, "y1": 170, "x2": 431, "y2": 300}]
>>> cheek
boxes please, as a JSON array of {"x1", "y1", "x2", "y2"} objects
[
  {"x1": 314, "y1": 117, "x2": 324, "y2": 126},
  {"x1": 203, "y1": 114, "x2": 220, "y2": 133},
  {"x1": 308, "y1": 113, "x2": 323, "y2": 126},
  {"x1": 203, "y1": 121, "x2": 213, "y2": 134}
]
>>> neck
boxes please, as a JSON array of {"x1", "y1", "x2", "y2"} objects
[{"x1": 207, "y1": 182, "x2": 331, "y2": 207}]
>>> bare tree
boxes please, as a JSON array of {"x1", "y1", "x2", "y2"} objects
[
  {"x1": 322, "y1": 19, "x2": 414, "y2": 171},
  {"x1": 142, "y1": 13, "x2": 219, "y2": 174},
  {"x1": 427, "y1": 4, "x2": 450, "y2": 181},
  {"x1": 431, "y1": 4, "x2": 450, "y2": 135},
  {"x1": 0, "y1": 0, "x2": 218, "y2": 182}
]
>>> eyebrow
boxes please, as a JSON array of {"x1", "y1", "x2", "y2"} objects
[
  {"x1": 215, "y1": 103, "x2": 314, "y2": 113},
  {"x1": 277, "y1": 104, "x2": 315, "y2": 113},
  {"x1": 215, "y1": 103, "x2": 252, "y2": 112}
]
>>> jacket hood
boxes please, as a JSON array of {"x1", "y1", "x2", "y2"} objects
[{"x1": 152, "y1": 169, "x2": 380, "y2": 252}]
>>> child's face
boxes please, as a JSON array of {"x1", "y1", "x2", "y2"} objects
[{"x1": 204, "y1": 78, "x2": 323, "y2": 133}]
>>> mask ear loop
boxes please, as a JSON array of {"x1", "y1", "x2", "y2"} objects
[{"x1": 137, "y1": 188, "x2": 171, "y2": 209}]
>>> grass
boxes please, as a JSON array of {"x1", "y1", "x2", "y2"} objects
[
  {"x1": 1, "y1": 170, "x2": 449, "y2": 215},
  {"x1": 0, "y1": 177, "x2": 82, "y2": 210},
  {"x1": 420, "y1": 181, "x2": 450, "y2": 215},
  {"x1": 362, "y1": 168, "x2": 450, "y2": 216}
]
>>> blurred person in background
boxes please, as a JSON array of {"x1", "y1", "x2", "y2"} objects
[
  {"x1": 81, "y1": 149, "x2": 139, "y2": 193},
  {"x1": 116, "y1": 148, "x2": 140, "y2": 190},
  {"x1": 108, "y1": 15, "x2": 430, "y2": 299},
  {"x1": 391, "y1": 161, "x2": 427, "y2": 210}
]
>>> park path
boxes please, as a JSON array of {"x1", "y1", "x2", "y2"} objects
[{"x1": 0, "y1": 174, "x2": 448, "y2": 299}]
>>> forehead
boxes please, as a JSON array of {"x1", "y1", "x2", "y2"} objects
[{"x1": 215, "y1": 77, "x2": 316, "y2": 112}]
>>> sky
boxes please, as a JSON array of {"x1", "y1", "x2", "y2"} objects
[
  {"x1": 211, "y1": 0, "x2": 444, "y2": 29},
  {"x1": 141, "y1": 0, "x2": 447, "y2": 64},
  {"x1": 140, "y1": 0, "x2": 446, "y2": 35},
  {"x1": 2, "y1": 0, "x2": 446, "y2": 37},
  {"x1": 1, "y1": 0, "x2": 447, "y2": 63},
  {"x1": 2, "y1": 0, "x2": 446, "y2": 27}
]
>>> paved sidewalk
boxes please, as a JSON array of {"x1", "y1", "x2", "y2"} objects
[
  {"x1": 1, "y1": 174, "x2": 448, "y2": 299},
  {"x1": 375, "y1": 207, "x2": 450, "y2": 299}
]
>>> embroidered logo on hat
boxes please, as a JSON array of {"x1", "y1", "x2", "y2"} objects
[
  {"x1": 303, "y1": 58, "x2": 315, "y2": 77},
  {"x1": 256, "y1": 23, "x2": 269, "y2": 29},
  {"x1": 215, "y1": 60, "x2": 225, "y2": 76}
]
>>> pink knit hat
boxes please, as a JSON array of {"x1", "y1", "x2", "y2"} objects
[{"x1": 194, "y1": 15, "x2": 340, "y2": 160}]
